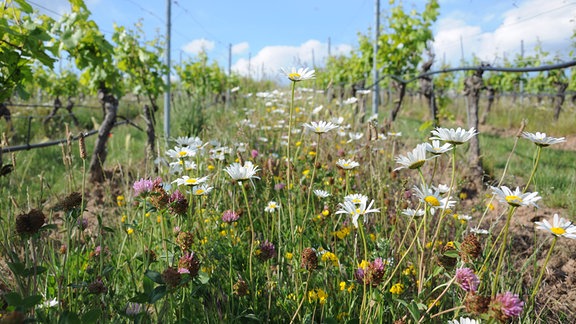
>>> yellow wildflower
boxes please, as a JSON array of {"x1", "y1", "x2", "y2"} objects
[
  {"x1": 322, "y1": 209, "x2": 330, "y2": 216},
  {"x1": 285, "y1": 252, "x2": 293, "y2": 260},
  {"x1": 121, "y1": 214, "x2": 127, "y2": 223},
  {"x1": 126, "y1": 227, "x2": 134, "y2": 235},
  {"x1": 116, "y1": 195, "x2": 125, "y2": 207},
  {"x1": 390, "y1": 283, "x2": 404, "y2": 295}
]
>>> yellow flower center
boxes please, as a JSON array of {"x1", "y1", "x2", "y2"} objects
[
  {"x1": 289, "y1": 73, "x2": 301, "y2": 80},
  {"x1": 424, "y1": 195, "x2": 440, "y2": 207},
  {"x1": 551, "y1": 227, "x2": 566, "y2": 235},
  {"x1": 343, "y1": 163, "x2": 350, "y2": 167},
  {"x1": 195, "y1": 189, "x2": 204, "y2": 195},
  {"x1": 178, "y1": 151, "x2": 187, "y2": 157},
  {"x1": 269, "y1": 203, "x2": 276, "y2": 209},
  {"x1": 410, "y1": 160, "x2": 426, "y2": 169},
  {"x1": 505, "y1": 195, "x2": 522, "y2": 205},
  {"x1": 186, "y1": 179, "x2": 198, "y2": 185}
]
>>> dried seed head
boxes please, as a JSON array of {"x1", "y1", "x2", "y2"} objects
[
  {"x1": 161, "y1": 267, "x2": 182, "y2": 289},
  {"x1": 233, "y1": 278, "x2": 249, "y2": 297},
  {"x1": 175, "y1": 231, "x2": 194, "y2": 252},
  {"x1": 56, "y1": 191, "x2": 83, "y2": 212},
  {"x1": 465, "y1": 293, "x2": 490, "y2": 316},
  {"x1": 301, "y1": 247, "x2": 318, "y2": 271},
  {"x1": 78, "y1": 133, "x2": 87, "y2": 160},
  {"x1": 87, "y1": 277, "x2": 107, "y2": 295},
  {"x1": 460, "y1": 233, "x2": 482, "y2": 262},
  {"x1": 15, "y1": 209, "x2": 46, "y2": 236}
]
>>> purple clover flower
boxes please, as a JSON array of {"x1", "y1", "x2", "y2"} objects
[{"x1": 455, "y1": 267, "x2": 480, "y2": 293}]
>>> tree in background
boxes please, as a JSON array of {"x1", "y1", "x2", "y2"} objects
[
  {"x1": 50, "y1": 0, "x2": 123, "y2": 182},
  {"x1": 113, "y1": 22, "x2": 167, "y2": 163}
]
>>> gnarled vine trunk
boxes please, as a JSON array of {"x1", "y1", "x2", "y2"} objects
[
  {"x1": 464, "y1": 69, "x2": 484, "y2": 184},
  {"x1": 553, "y1": 82, "x2": 568, "y2": 121},
  {"x1": 89, "y1": 89, "x2": 118, "y2": 183}
]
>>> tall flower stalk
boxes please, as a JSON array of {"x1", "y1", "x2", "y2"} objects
[{"x1": 281, "y1": 67, "x2": 315, "y2": 244}]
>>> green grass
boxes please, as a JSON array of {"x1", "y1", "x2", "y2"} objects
[{"x1": 1, "y1": 89, "x2": 574, "y2": 323}]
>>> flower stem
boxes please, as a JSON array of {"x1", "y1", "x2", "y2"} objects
[
  {"x1": 492, "y1": 206, "x2": 516, "y2": 295},
  {"x1": 240, "y1": 183, "x2": 255, "y2": 283},
  {"x1": 286, "y1": 81, "x2": 296, "y2": 243},
  {"x1": 523, "y1": 146, "x2": 542, "y2": 193},
  {"x1": 530, "y1": 236, "x2": 557, "y2": 304}
]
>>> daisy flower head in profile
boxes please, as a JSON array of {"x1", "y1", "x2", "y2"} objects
[
  {"x1": 224, "y1": 161, "x2": 260, "y2": 182},
  {"x1": 521, "y1": 131, "x2": 566, "y2": 147},
  {"x1": 281, "y1": 67, "x2": 315, "y2": 82},
  {"x1": 302, "y1": 121, "x2": 339, "y2": 134},
  {"x1": 534, "y1": 213, "x2": 576, "y2": 239},
  {"x1": 430, "y1": 127, "x2": 478, "y2": 145},
  {"x1": 336, "y1": 159, "x2": 360, "y2": 170},
  {"x1": 425, "y1": 140, "x2": 453, "y2": 155},
  {"x1": 394, "y1": 143, "x2": 437, "y2": 171},
  {"x1": 401, "y1": 208, "x2": 425, "y2": 218},
  {"x1": 313, "y1": 189, "x2": 331, "y2": 199},
  {"x1": 490, "y1": 185, "x2": 541, "y2": 208}
]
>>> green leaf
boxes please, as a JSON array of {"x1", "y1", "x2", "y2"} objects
[
  {"x1": 21, "y1": 295, "x2": 42, "y2": 308},
  {"x1": 149, "y1": 285, "x2": 167, "y2": 304},
  {"x1": 22, "y1": 266, "x2": 47, "y2": 277},
  {"x1": 3, "y1": 292, "x2": 22, "y2": 306},
  {"x1": 7, "y1": 262, "x2": 26, "y2": 276},
  {"x1": 144, "y1": 269, "x2": 164, "y2": 284},
  {"x1": 129, "y1": 293, "x2": 149, "y2": 304},
  {"x1": 14, "y1": 0, "x2": 34, "y2": 14},
  {"x1": 81, "y1": 309, "x2": 102, "y2": 323},
  {"x1": 59, "y1": 311, "x2": 81, "y2": 324}
]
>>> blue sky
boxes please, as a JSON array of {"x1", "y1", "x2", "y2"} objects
[{"x1": 39, "y1": 0, "x2": 576, "y2": 82}]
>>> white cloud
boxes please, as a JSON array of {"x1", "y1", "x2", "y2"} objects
[
  {"x1": 181, "y1": 38, "x2": 215, "y2": 55},
  {"x1": 433, "y1": 0, "x2": 576, "y2": 66},
  {"x1": 232, "y1": 42, "x2": 249, "y2": 55},
  {"x1": 232, "y1": 39, "x2": 352, "y2": 80}
]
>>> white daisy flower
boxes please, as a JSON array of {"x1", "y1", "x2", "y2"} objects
[
  {"x1": 394, "y1": 143, "x2": 436, "y2": 171},
  {"x1": 430, "y1": 127, "x2": 478, "y2": 145},
  {"x1": 192, "y1": 183, "x2": 213, "y2": 196},
  {"x1": 344, "y1": 193, "x2": 368, "y2": 204},
  {"x1": 521, "y1": 131, "x2": 566, "y2": 147},
  {"x1": 265, "y1": 201, "x2": 281, "y2": 213},
  {"x1": 387, "y1": 131, "x2": 402, "y2": 137},
  {"x1": 166, "y1": 146, "x2": 196, "y2": 159},
  {"x1": 281, "y1": 67, "x2": 315, "y2": 82},
  {"x1": 535, "y1": 214, "x2": 576, "y2": 239},
  {"x1": 490, "y1": 185, "x2": 541, "y2": 208},
  {"x1": 313, "y1": 189, "x2": 331, "y2": 198},
  {"x1": 401, "y1": 208, "x2": 425, "y2": 217},
  {"x1": 172, "y1": 175, "x2": 209, "y2": 187},
  {"x1": 224, "y1": 161, "x2": 260, "y2": 182},
  {"x1": 470, "y1": 227, "x2": 489, "y2": 235},
  {"x1": 302, "y1": 121, "x2": 339, "y2": 134},
  {"x1": 448, "y1": 317, "x2": 480, "y2": 324},
  {"x1": 335, "y1": 199, "x2": 379, "y2": 228},
  {"x1": 347, "y1": 132, "x2": 363, "y2": 142},
  {"x1": 425, "y1": 140, "x2": 453, "y2": 155},
  {"x1": 336, "y1": 159, "x2": 360, "y2": 170},
  {"x1": 169, "y1": 160, "x2": 197, "y2": 174}
]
